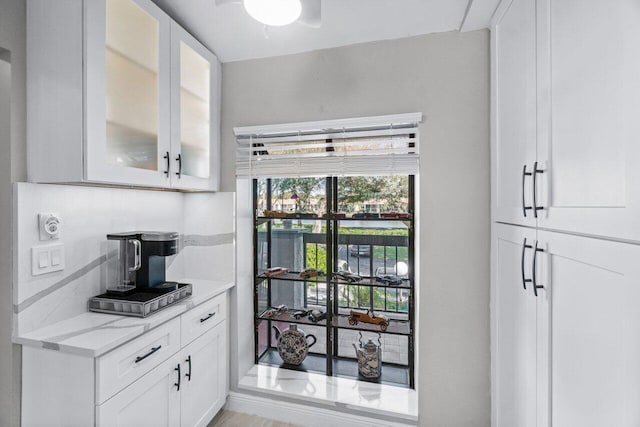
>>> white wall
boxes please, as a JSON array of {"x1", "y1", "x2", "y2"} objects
[
  {"x1": 221, "y1": 30, "x2": 490, "y2": 426},
  {"x1": 13, "y1": 183, "x2": 235, "y2": 337},
  {"x1": 0, "y1": 1, "x2": 26, "y2": 425}
]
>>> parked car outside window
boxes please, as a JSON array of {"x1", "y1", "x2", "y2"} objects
[{"x1": 349, "y1": 244, "x2": 370, "y2": 257}]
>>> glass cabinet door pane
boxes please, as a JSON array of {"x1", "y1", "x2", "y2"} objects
[
  {"x1": 105, "y1": 0, "x2": 159, "y2": 171},
  {"x1": 179, "y1": 41, "x2": 210, "y2": 179}
]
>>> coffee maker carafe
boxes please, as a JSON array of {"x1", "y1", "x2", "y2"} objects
[{"x1": 106, "y1": 231, "x2": 179, "y2": 295}]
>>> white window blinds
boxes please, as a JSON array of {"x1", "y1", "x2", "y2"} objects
[{"x1": 234, "y1": 113, "x2": 422, "y2": 178}]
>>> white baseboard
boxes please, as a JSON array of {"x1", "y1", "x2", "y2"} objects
[{"x1": 224, "y1": 391, "x2": 417, "y2": 427}]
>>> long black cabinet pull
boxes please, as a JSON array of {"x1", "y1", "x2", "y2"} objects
[
  {"x1": 135, "y1": 345, "x2": 162, "y2": 363},
  {"x1": 175, "y1": 154, "x2": 182, "y2": 178},
  {"x1": 532, "y1": 240, "x2": 545, "y2": 297},
  {"x1": 186, "y1": 355, "x2": 192, "y2": 381},
  {"x1": 532, "y1": 161, "x2": 545, "y2": 218},
  {"x1": 522, "y1": 165, "x2": 533, "y2": 217},
  {"x1": 163, "y1": 152, "x2": 170, "y2": 177},
  {"x1": 200, "y1": 312, "x2": 216, "y2": 323},
  {"x1": 174, "y1": 363, "x2": 181, "y2": 391},
  {"x1": 521, "y1": 238, "x2": 533, "y2": 290}
]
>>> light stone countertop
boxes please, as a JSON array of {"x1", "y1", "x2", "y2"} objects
[
  {"x1": 239, "y1": 364, "x2": 419, "y2": 424},
  {"x1": 13, "y1": 278, "x2": 235, "y2": 358}
]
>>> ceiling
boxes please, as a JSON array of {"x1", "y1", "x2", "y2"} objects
[{"x1": 151, "y1": 0, "x2": 500, "y2": 63}]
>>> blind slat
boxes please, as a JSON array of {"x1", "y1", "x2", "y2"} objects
[{"x1": 235, "y1": 114, "x2": 421, "y2": 178}]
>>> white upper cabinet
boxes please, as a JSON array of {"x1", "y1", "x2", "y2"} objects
[
  {"x1": 535, "y1": 0, "x2": 640, "y2": 240},
  {"x1": 492, "y1": 0, "x2": 537, "y2": 227},
  {"x1": 170, "y1": 22, "x2": 221, "y2": 191},
  {"x1": 493, "y1": 0, "x2": 640, "y2": 240},
  {"x1": 85, "y1": 0, "x2": 172, "y2": 187},
  {"x1": 27, "y1": 0, "x2": 220, "y2": 191}
]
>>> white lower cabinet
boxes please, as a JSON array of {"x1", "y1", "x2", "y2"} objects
[
  {"x1": 97, "y1": 353, "x2": 182, "y2": 427},
  {"x1": 21, "y1": 293, "x2": 228, "y2": 427},
  {"x1": 97, "y1": 322, "x2": 226, "y2": 427},
  {"x1": 492, "y1": 224, "x2": 537, "y2": 427},
  {"x1": 537, "y1": 230, "x2": 640, "y2": 427},
  {"x1": 493, "y1": 224, "x2": 640, "y2": 426},
  {"x1": 179, "y1": 324, "x2": 227, "y2": 427}
]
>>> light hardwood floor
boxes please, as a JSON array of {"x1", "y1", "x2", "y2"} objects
[{"x1": 208, "y1": 410, "x2": 301, "y2": 427}]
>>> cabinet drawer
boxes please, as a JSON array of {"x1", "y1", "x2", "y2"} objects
[
  {"x1": 96, "y1": 317, "x2": 181, "y2": 404},
  {"x1": 181, "y1": 293, "x2": 226, "y2": 346}
]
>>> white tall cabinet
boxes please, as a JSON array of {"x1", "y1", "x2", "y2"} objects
[
  {"x1": 27, "y1": 0, "x2": 221, "y2": 191},
  {"x1": 492, "y1": 0, "x2": 537, "y2": 227},
  {"x1": 493, "y1": 0, "x2": 640, "y2": 241},
  {"x1": 492, "y1": 0, "x2": 640, "y2": 425},
  {"x1": 492, "y1": 225, "x2": 538, "y2": 427}
]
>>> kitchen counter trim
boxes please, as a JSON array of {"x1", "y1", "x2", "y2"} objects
[{"x1": 13, "y1": 278, "x2": 234, "y2": 358}]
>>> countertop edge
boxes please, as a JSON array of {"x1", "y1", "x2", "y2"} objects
[{"x1": 13, "y1": 279, "x2": 235, "y2": 358}]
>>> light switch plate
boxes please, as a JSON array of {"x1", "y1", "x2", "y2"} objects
[{"x1": 32, "y1": 244, "x2": 65, "y2": 276}]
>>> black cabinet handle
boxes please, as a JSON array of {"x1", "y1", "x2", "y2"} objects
[
  {"x1": 522, "y1": 165, "x2": 533, "y2": 217},
  {"x1": 175, "y1": 154, "x2": 182, "y2": 178},
  {"x1": 532, "y1": 240, "x2": 545, "y2": 297},
  {"x1": 174, "y1": 363, "x2": 181, "y2": 391},
  {"x1": 185, "y1": 355, "x2": 192, "y2": 381},
  {"x1": 521, "y1": 238, "x2": 533, "y2": 290},
  {"x1": 200, "y1": 312, "x2": 216, "y2": 323},
  {"x1": 163, "y1": 152, "x2": 170, "y2": 177},
  {"x1": 135, "y1": 345, "x2": 162, "y2": 363},
  {"x1": 532, "y1": 161, "x2": 545, "y2": 218}
]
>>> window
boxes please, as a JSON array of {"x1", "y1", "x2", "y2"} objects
[
  {"x1": 253, "y1": 175, "x2": 415, "y2": 388},
  {"x1": 236, "y1": 113, "x2": 421, "y2": 388}
]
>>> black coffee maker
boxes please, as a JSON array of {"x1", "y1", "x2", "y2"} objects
[{"x1": 106, "y1": 231, "x2": 180, "y2": 295}]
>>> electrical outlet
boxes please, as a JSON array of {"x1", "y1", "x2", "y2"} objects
[{"x1": 39, "y1": 213, "x2": 61, "y2": 241}]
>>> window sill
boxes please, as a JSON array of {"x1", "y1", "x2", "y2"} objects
[{"x1": 238, "y1": 364, "x2": 418, "y2": 423}]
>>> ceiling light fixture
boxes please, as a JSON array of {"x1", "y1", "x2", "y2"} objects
[{"x1": 243, "y1": 0, "x2": 302, "y2": 26}]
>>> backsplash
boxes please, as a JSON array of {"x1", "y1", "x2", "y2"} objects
[{"x1": 13, "y1": 183, "x2": 235, "y2": 336}]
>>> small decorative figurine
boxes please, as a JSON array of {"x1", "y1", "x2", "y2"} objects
[
  {"x1": 353, "y1": 332, "x2": 382, "y2": 379},
  {"x1": 348, "y1": 309, "x2": 389, "y2": 332},
  {"x1": 307, "y1": 309, "x2": 327, "y2": 323},
  {"x1": 273, "y1": 324, "x2": 317, "y2": 366}
]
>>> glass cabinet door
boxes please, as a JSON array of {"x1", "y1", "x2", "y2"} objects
[
  {"x1": 170, "y1": 22, "x2": 220, "y2": 191},
  {"x1": 85, "y1": 0, "x2": 171, "y2": 186},
  {"x1": 105, "y1": 0, "x2": 159, "y2": 171}
]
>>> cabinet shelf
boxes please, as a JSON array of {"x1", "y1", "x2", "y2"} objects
[
  {"x1": 256, "y1": 309, "x2": 327, "y2": 327},
  {"x1": 258, "y1": 350, "x2": 410, "y2": 388},
  {"x1": 331, "y1": 277, "x2": 411, "y2": 289},
  {"x1": 256, "y1": 272, "x2": 327, "y2": 284},
  {"x1": 256, "y1": 273, "x2": 410, "y2": 290},
  {"x1": 333, "y1": 314, "x2": 411, "y2": 336},
  {"x1": 257, "y1": 214, "x2": 412, "y2": 222}
]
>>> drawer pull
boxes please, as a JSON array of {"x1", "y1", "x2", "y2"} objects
[
  {"x1": 134, "y1": 345, "x2": 162, "y2": 363},
  {"x1": 200, "y1": 312, "x2": 216, "y2": 323}
]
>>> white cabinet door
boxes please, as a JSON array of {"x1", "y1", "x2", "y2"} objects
[
  {"x1": 180, "y1": 322, "x2": 227, "y2": 427},
  {"x1": 536, "y1": 0, "x2": 640, "y2": 241},
  {"x1": 85, "y1": 0, "x2": 172, "y2": 187},
  {"x1": 536, "y1": 230, "x2": 640, "y2": 427},
  {"x1": 170, "y1": 22, "x2": 221, "y2": 191},
  {"x1": 492, "y1": 224, "x2": 538, "y2": 427},
  {"x1": 492, "y1": 0, "x2": 537, "y2": 226},
  {"x1": 97, "y1": 353, "x2": 181, "y2": 427}
]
